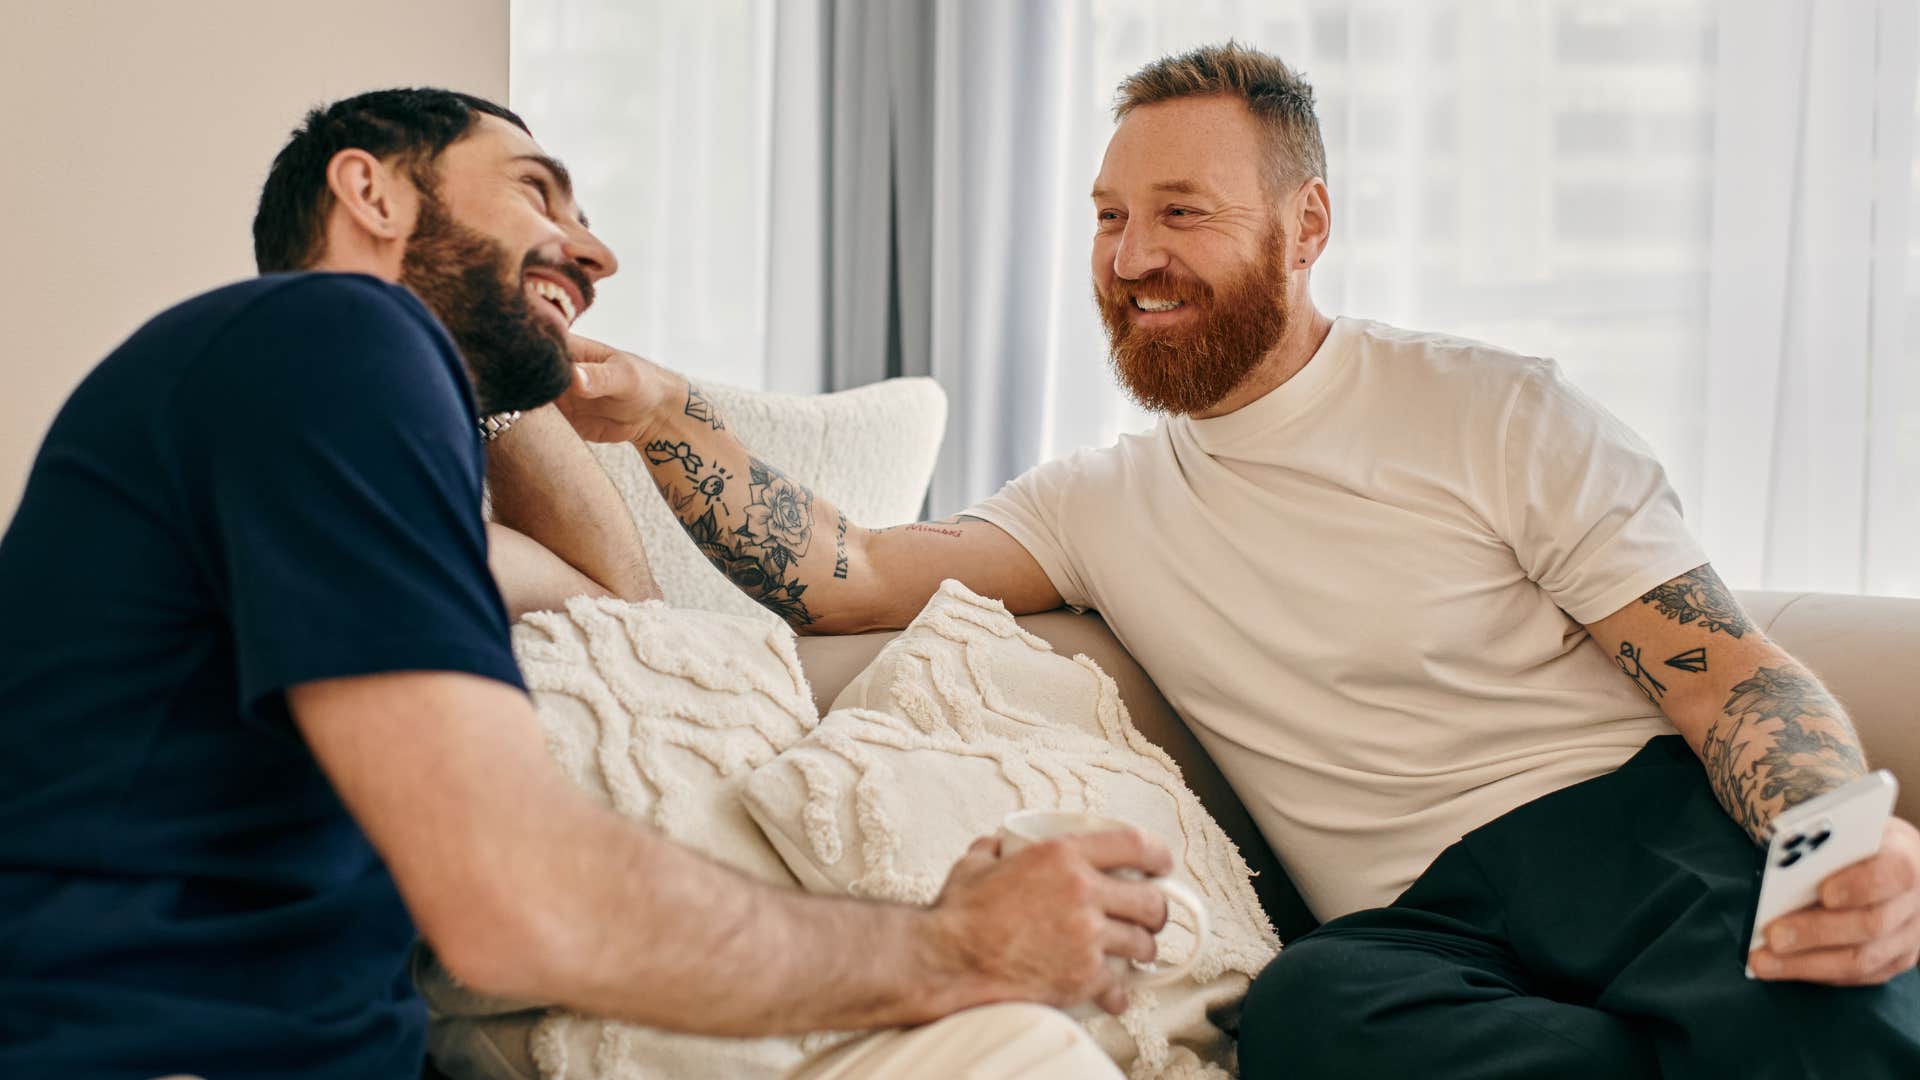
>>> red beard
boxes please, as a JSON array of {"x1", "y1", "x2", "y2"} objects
[{"x1": 1096, "y1": 236, "x2": 1291, "y2": 415}]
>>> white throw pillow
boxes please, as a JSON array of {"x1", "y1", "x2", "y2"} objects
[
  {"x1": 744, "y1": 582, "x2": 1281, "y2": 1079},
  {"x1": 589, "y1": 377, "x2": 947, "y2": 625},
  {"x1": 421, "y1": 597, "x2": 823, "y2": 1080}
]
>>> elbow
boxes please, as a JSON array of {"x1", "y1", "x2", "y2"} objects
[{"x1": 419, "y1": 879, "x2": 585, "y2": 1006}]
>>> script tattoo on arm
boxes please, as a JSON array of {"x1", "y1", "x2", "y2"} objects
[
  {"x1": 1638, "y1": 566, "x2": 1754, "y2": 638},
  {"x1": 833, "y1": 511, "x2": 849, "y2": 580},
  {"x1": 1701, "y1": 665, "x2": 1868, "y2": 843}
]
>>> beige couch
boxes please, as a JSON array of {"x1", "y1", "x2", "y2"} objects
[{"x1": 792, "y1": 589, "x2": 1920, "y2": 941}]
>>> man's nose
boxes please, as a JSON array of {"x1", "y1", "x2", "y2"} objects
[
  {"x1": 1112, "y1": 222, "x2": 1168, "y2": 281},
  {"x1": 563, "y1": 223, "x2": 619, "y2": 282}
]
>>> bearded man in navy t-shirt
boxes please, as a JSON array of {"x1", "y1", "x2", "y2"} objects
[{"x1": 0, "y1": 89, "x2": 1180, "y2": 1080}]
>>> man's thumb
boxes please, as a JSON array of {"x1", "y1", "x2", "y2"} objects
[{"x1": 572, "y1": 362, "x2": 604, "y2": 396}]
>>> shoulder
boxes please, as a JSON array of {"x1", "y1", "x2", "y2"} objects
[
  {"x1": 179, "y1": 273, "x2": 471, "y2": 422},
  {"x1": 1343, "y1": 317, "x2": 1548, "y2": 394},
  {"x1": 222, "y1": 272, "x2": 452, "y2": 363}
]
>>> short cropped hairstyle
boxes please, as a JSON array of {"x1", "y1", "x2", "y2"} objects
[
  {"x1": 252, "y1": 88, "x2": 529, "y2": 273},
  {"x1": 1113, "y1": 41, "x2": 1328, "y2": 193}
]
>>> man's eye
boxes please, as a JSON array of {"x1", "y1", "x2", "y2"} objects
[
  {"x1": 521, "y1": 177, "x2": 551, "y2": 210},
  {"x1": 1097, "y1": 209, "x2": 1121, "y2": 223},
  {"x1": 1167, "y1": 207, "x2": 1192, "y2": 217}
]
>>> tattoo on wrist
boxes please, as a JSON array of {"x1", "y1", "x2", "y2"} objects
[
  {"x1": 1638, "y1": 566, "x2": 1753, "y2": 638},
  {"x1": 644, "y1": 440, "x2": 703, "y2": 477},
  {"x1": 1613, "y1": 641, "x2": 1667, "y2": 703},
  {"x1": 684, "y1": 384, "x2": 725, "y2": 431},
  {"x1": 1701, "y1": 664, "x2": 1866, "y2": 841},
  {"x1": 905, "y1": 523, "x2": 963, "y2": 539},
  {"x1": 833, "y1": 511, "x2": 849, "y2": 580}
]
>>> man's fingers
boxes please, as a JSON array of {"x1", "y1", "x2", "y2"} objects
[
  {"x1": 1093, "y1": 981, "x2": 1130, "y2": 1016},
  {"x1": 1769, "y1": 890, "x2": 1920, "y2": 954},
  {"x1": 943, "y1": 835, "x2": 1002, "y2": 884},
  {"x1": 1091, "y1": 875, "x2": 1169, "y2": 933},
  {"x1": 1098, "y1": 919, "x2": 1158, "y2": 967},
  {"x1": 1820, "y1": 832, "x2": 1919, "y2": 909},
  {"x1": 1752, "y1": 908, "x2": 1920, "y2": 985},
  {"x1": 569, "y1": 361, "x2": 622, "y2": 399},
  {"x1": 1058, "y1": 828, "x2": 1174, "y2": 878}
]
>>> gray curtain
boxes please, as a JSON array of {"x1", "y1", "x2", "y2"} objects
[
  {"x1": 766, "y1": 0, "x2": 1122, "y2": 517},
  {"x1": 769, "y1": 0, "x2": 936, "y2": 392}
]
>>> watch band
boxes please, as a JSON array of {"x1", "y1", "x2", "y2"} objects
[{"x1": 478, "y1": 410, "x2": 523, "y2": 444}]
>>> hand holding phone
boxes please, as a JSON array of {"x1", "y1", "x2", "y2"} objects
[{"x1": 1747, "y1": 769, "x2": 1904, "y2": 980}]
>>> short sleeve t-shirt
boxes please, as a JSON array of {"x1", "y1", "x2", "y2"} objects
[
  {"x1": 967, "y1": 317, "x2": 1709, "y2": 920},
  {"x1": 0, "y1": 273, "x2": 525, "y2": 1078}
]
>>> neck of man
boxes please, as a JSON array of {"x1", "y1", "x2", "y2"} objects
[{"x1": 1188, "y1": 299, "x2": 1336, "y2": 420}]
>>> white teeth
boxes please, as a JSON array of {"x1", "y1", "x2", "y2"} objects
[
  {"x1": 1134, "y1": 297, "x2": 1182, "y2": 312},
  {"x1": 531, "y1": 279, "x2": 577, "y2": 324}
]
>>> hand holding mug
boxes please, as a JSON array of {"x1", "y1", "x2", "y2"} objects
[
  {"x1": 926, "y1": 814, "x2": 1186, "y2": 1015},
  {"x1": 999, "y1": 811, "x2": 1212, "y2": 994}
]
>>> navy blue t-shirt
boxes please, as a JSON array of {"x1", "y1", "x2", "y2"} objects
[{"x1": 0, "y1": 273, "x2": 526, "y2": 1078}]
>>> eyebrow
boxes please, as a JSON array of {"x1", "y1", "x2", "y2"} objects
[
  {"x1": 1089, "y1": 179, "x2": 1208, "y2": 200},
  {"x1": 511, "y1": 153, "x2": 590, "y2": 228}
]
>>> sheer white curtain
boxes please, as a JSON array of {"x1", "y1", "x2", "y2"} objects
[
  {"x1": 513, "y1": 0, "x2": 1920, "y2": 597},
  {"x1": 932, "y1": 0, "x2": 1920, "y2": 597},
  {"x1": 510, "y1": 0, "x2": 778, "y2": 390}
]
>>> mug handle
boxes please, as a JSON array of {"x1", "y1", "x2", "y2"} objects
[{"x1": 1130, "y1": 877, "x2": 1211, "y2": 987}]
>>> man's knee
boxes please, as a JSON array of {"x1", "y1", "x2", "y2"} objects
[
  {"x1": 939, "y1": 1004, "x2": 1118, "y2": 1078},
  {"x1": 1238, "y1": 939, "x2": 1376, "y2": 1078},
  {"x1": 792, "y1": 1003, "x2": 1117, "y2": 1080}
]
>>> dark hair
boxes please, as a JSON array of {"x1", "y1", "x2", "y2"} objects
[
  {"x1": 252, "y1": 88, "x2": 529, "y2": 273},
  {"x1": 1114, "y1": 41, "x2": 1327, "y2": 193}
]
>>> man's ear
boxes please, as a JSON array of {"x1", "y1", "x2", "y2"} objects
[
  {"x1": 1290, "y1": 178, "x2": 1332, "y2": 269},
  {"x1": 324, "y1": 148, "x2": 417, "y2": 245}
]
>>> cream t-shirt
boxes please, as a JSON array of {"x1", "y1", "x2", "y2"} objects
[{"x1": 967, "y1": 317, "x2": 1711, "y2": 920}]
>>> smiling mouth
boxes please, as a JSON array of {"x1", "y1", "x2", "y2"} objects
[
  {"x1": 529, "y1": 278, "x2": 577, "y2": 325},
  {"x1": 1131, "y1": 296, "x2": 1185, "y2": 313}
]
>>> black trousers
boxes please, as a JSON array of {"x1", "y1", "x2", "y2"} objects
[{"x1": 1238, "y1": 736, "x2": 1920, "y2": 1079}]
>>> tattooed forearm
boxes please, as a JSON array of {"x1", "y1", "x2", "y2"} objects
[
  {"x1": 1638, "y1": 565, "x2": 1754, "y2": 638},
  {"x1": 635, "y1": 383, "x2": 869, "y2": 628},
  {"x1": 668, "y1": 458, "x2": 818, "y2": 624},
  {"x1": 1702, "y1": 664, "x2": 1867, "y2": 843},
  {"x1": 684, "y1": 384, "x2": 725, "y2": 430},
  {"x1": 645, "y1": 440, "x2": 703, "y2": 477}
]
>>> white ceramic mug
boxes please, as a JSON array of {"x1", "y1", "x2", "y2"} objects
[{"x1": 998, "y1": 809, "x2": 1211, "y2": 988}]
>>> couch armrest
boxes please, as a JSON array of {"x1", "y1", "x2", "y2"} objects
[{"x1": 1739, "y1": 590, "x2": 1920, "y2": 825}]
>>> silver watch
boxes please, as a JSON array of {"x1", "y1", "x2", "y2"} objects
[{"x1": 478, "y1": 410, "x2": 523, "y2": 443}]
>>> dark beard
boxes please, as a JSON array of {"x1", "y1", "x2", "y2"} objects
[
  {"x1": 399, "y1": 195, "x2": 579, "y2": 415},
  {"x1": 1096, "y1": 234, "x2": 1291, "y2": 415}
]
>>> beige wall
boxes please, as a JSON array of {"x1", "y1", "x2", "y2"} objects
[{"x1": 0, "y1": 0, "x2": 510, "y2": 524}]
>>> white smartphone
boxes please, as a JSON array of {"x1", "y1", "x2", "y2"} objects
[{"x1": 1746, "y1": 769, "x2": 1900, "y2": 973}]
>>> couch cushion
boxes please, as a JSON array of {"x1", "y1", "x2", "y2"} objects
[
  {"x1": 747, "y1": 581, "x2": 1279, "y2": 1078},
  {"x1": 589, "y1": 378, "x2": 946, "y2": 625}
]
